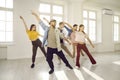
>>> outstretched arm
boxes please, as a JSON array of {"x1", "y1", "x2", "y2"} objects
[
  {"x1": 64, "y1": 22, "x2": 73, "y2": 29},
  {"x1": 31, "y1": 10, "x2": 48, "y2": 31},
  {"x1": 64, "y1": 38, "x2": 71, "y2": 45},
  {"x1": 31, "y1": 10, "x2": 41, "y2": 22},
  {"x1": 87, "y1": 37, "x2": 94, "y2": 48},
  {"x1": 43, "y1": 17, "x2": 49, "y2": 24},
  {"x1": 20, "y1": 16, "x2": 28, "y2": 31}
]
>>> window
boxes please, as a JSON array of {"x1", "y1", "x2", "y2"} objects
[
  {"x1": 113, "y1": 16, "x2": 119, "y2": 42},
  {"x1": 83, "y1": 10, "x2": 97, "y2": 42},
  {"x1": 0, "y1": 0, "x2": 13, "y2": 42},
  {"x1": 39, "y1": 3, "x2": 64, "y2": 27}
]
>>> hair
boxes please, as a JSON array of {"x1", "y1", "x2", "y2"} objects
[
  {"x1": 59, "y1": 22, "x2": 64, "y2": 25},
  {"x1": 73, "y1": 24, "x2": 78, "y2": 27},
  {"x1": 49, "y1": 19, "x2": 56, "y2": 24},
  {"x1": 79, "y1": 24, "x2": 85, "y2": 34},
  {"x1": 30, "y1": 24, "x2": 36, "y2": 31}
]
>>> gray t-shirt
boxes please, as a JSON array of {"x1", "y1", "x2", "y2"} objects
[{"x1": 47, "y1": 27, "x2": 57, "y2": 48}]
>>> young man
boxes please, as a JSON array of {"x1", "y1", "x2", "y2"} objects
[
  {"x1": 43, "y1": 18, "x2": 73, "y2": 64},
  {"x1": 31, "y1": 11, "x2": 73, "y2": 74}
]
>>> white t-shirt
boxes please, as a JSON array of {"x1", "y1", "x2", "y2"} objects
[{"x1": 75, "y1": 31, "x2": 88, "y2": 43}]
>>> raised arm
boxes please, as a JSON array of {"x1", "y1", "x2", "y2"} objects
[
  {"x1": 31, "y1": 10, "x2": 41, "y2": 22},
  {"x1": 43, "y1": 17, "x2": 49, "y2": 24},
  {"x1": 31, "y1": 10, "x2": 49, "y2": 31},
  {"x1": 87, "y1": 37, "x2": 94, "y2": 48},
  {"x1": 20, "y1": 16, "x2": 28, "y2": 31},
  {"x1": 64, "y1": 22, "x2": 73, "y2": 29}
]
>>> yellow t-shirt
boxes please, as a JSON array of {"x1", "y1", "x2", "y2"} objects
[{"x1": 26, "y1": 30, "x2": 40, "y2": 41}]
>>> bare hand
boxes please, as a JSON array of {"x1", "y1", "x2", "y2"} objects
[
  {"x1": 20, "y1": 16, "x2": 23, "y2": 19},
  {"x1": 31, "y1": 10, "x2": 36, "y2": 15}
]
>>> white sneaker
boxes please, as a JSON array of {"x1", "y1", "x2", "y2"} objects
[{"x1": 75, "y1": 66, "x2": 80, "y2": 69}]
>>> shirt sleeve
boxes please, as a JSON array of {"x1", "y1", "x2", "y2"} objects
[
  {"x1": 64, "y1": 26, "x2": 72, "y2": 32},
  {"x1": 39, "y1": 21, "x2": 49, "y2": 31}
]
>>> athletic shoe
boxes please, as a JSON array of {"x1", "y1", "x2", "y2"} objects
[
  {"x1": 31, "y1": 64, "x2": 35, "y2": 68},
  {"x1": 66, "y1": 64, "x2": 73, "y2": 69},
  {"x1": 49, "y1": 69, "x2": 54, "y2": 74}
]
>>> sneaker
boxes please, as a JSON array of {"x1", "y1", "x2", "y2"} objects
[
  {"x1": 66, "y1": 65, "x2": 73, "y2": 70},
  {"x1": 49, "y1": 69, "x2": 54, "y2": 74},
  {"x1": 75, "y1": 66, "x2": 80, "y2": 69},
  {"x1": 31, "y1": 64, "x2": 35, "y2": 68}
]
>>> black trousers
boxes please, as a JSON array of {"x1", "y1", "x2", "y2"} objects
[
  {"x1": 46, "y1": 47, "x2": 71, "y2": 70},
  {"x1": 32, "y1": 39, "x2": 46, "y2": 63}
]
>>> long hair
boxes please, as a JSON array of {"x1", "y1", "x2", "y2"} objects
[
  {"x1": 30, "y1": 24, "x2": 36, "y2": 31},
  {"x1": 79, "y1": 24, "x2": 85, "y2": 34}
]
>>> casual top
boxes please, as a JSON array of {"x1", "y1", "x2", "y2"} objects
[
  {"x1": 26, "y1": 30, "x2": 39, "y2": 41},
  {"x1": 70, "y1": 31, "x2": 78, "y2": 44},
  {"x1": 59, "y1": 29, "x2": 64, "y2": 44},
  {"x1": 47, "y1": 27, "x2": 57, "y2": 48},
  {"x1": 75, "y1": 31, "x2": 88, "y2": 43},
  {"x1": 64, "y1": 26, "x2": 73, "y2": 37},
  {"x1": 39, "y1": 21, "x2": 63, "y2": 51}
]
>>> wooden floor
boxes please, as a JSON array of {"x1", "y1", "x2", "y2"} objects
[{"x1": 0, "y1": 51, "x2": 120, "y2": 80}]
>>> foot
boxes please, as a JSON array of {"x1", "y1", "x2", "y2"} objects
[
  {"x1": 92, "y1": 61, "x2": 96, "y2": 65},
  {"x1": 66, "y1": 65, "x2": 73, "y2": 70},
  {"x1": 75, "y1": 66, "x2": 80, "y2": 69},
  {"x1": 49, "y1": 69, "x2": 54, "y2": 74},
  {"x1": 31, "y1": 63, "x2": 35, "y2": 68}
]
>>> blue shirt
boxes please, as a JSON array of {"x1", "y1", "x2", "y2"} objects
[{"x1": 64, "y1": 26, "x2": 73, "y2": 37}]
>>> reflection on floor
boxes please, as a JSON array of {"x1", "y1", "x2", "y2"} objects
[{"x1": 0, "y1": 51, "x2": 120, "y2": 80}]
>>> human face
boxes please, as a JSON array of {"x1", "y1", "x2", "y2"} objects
[
  {"x1": 32, "y1": 26, "x2": 36, "y2": 31},
  {"x1": 79, "y1": 26, "x2": 84, "y2": 31},
  {"x1": 60, "y1": 23, "x2": 64, "y2": 28},
  {"x1": 73, "y1": 26, "x2": 77, "y2": 31},
  {"x1": 50, "y1": 21, "x2": 56, "y2": 28}
]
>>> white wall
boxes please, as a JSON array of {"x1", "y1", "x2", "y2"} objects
[{"x1": 0, "y1": 0, "x2": 120, "y2": 59}]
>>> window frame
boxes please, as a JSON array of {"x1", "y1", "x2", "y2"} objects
[
  {"x1": 39, "y1": 2, "x2": 64, "y2": 26},
  {"x1": 82, "y1": 9, "x2": 97, "y2": 42},
  {"x1": 113, "y1": 15, "x2": 120, "y2": 43},
  {"x1": 0, "y1": 0, "x2": 13, "y2": 43}
]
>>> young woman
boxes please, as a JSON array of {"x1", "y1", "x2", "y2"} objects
[
  {"x1": 75, "y1": 24, "x2": 96, "y2": 68},
  {"x1": 20, "y1": 16, "x2": 46, "y2": 68},
  {"x1": 63, "y1": 23, "x2": 84, "y2": 58}
]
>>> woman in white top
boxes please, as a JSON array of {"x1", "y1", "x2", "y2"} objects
[{"x1": 75, "y1": 24, "x2": 96, "y2": 68}]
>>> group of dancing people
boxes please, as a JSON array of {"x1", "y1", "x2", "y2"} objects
[{"x1": 20, "y1": 11, "x2": 96, "y2": 74}]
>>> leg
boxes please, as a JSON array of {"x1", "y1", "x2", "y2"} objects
[
  {"x1": 61, "y1": 44, "x2": 73, "y2": 58},
  {"x1": 31, "y1": 45, "x2": 38, "y2": 68},
  {"x1": 81, "y1": 50, "x2": 84, "y2": 56},
  {"x1": 76, "y1": 44, "x2": 82, "y2": 67},
  {"x1": 46, "y1": 47, "x2": 54, "y2": 74},
  {"x1": 72, "y1": 45, "x2": 76, "y2": 58},
  {"x1": 56, "y1": 50, "x2": 73, "y2": 69},
  {"x1": 37, "y1": 39, "x2": 47, "y2": 57},
  {"x1": 82, "y1": 44, "x2": 96, "y2": 64}
]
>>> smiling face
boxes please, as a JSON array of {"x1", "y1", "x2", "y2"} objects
[{"x1": 30, "y1": 24, "x2": 36, "y2": 31}]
